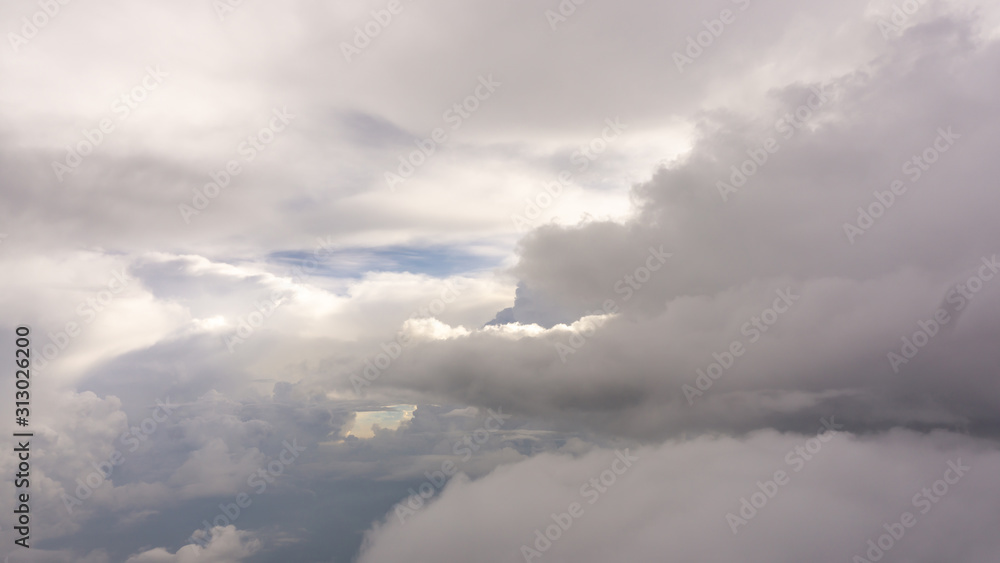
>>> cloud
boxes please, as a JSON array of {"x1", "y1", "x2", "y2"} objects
[
  {"x1": 367, "y1": 16, "x2": 1000, "y2": 441},
  {"x1": 2, "y1": 0, "x2": 1000, "y2": 561},
  {"x1": 359, "y1": 429, "x2": 1000, "y2": 563},
  {"x1": 125, "y1": 526, "x2": 260, "y2": 562}
]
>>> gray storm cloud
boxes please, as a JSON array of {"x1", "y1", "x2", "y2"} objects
[{"x1": 372, "y1": 16, "x2": 1000, "y2": 441}]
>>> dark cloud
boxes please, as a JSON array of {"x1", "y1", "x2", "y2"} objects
[{"x1": 374, "y1": 17, "x2": 1000, "y2": 443}]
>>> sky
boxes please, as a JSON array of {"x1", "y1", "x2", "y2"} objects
[{"x1": 1, "y1": 0, "x2": 1000, "y2": 561}]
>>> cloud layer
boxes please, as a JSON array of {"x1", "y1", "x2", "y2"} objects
[{"x1": 1, "y1": 0, "x2": 999, "y2": 561}]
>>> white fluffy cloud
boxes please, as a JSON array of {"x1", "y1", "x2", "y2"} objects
[{"x1": 125, "y1": 526, "x2": 261, "y2": 562}]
